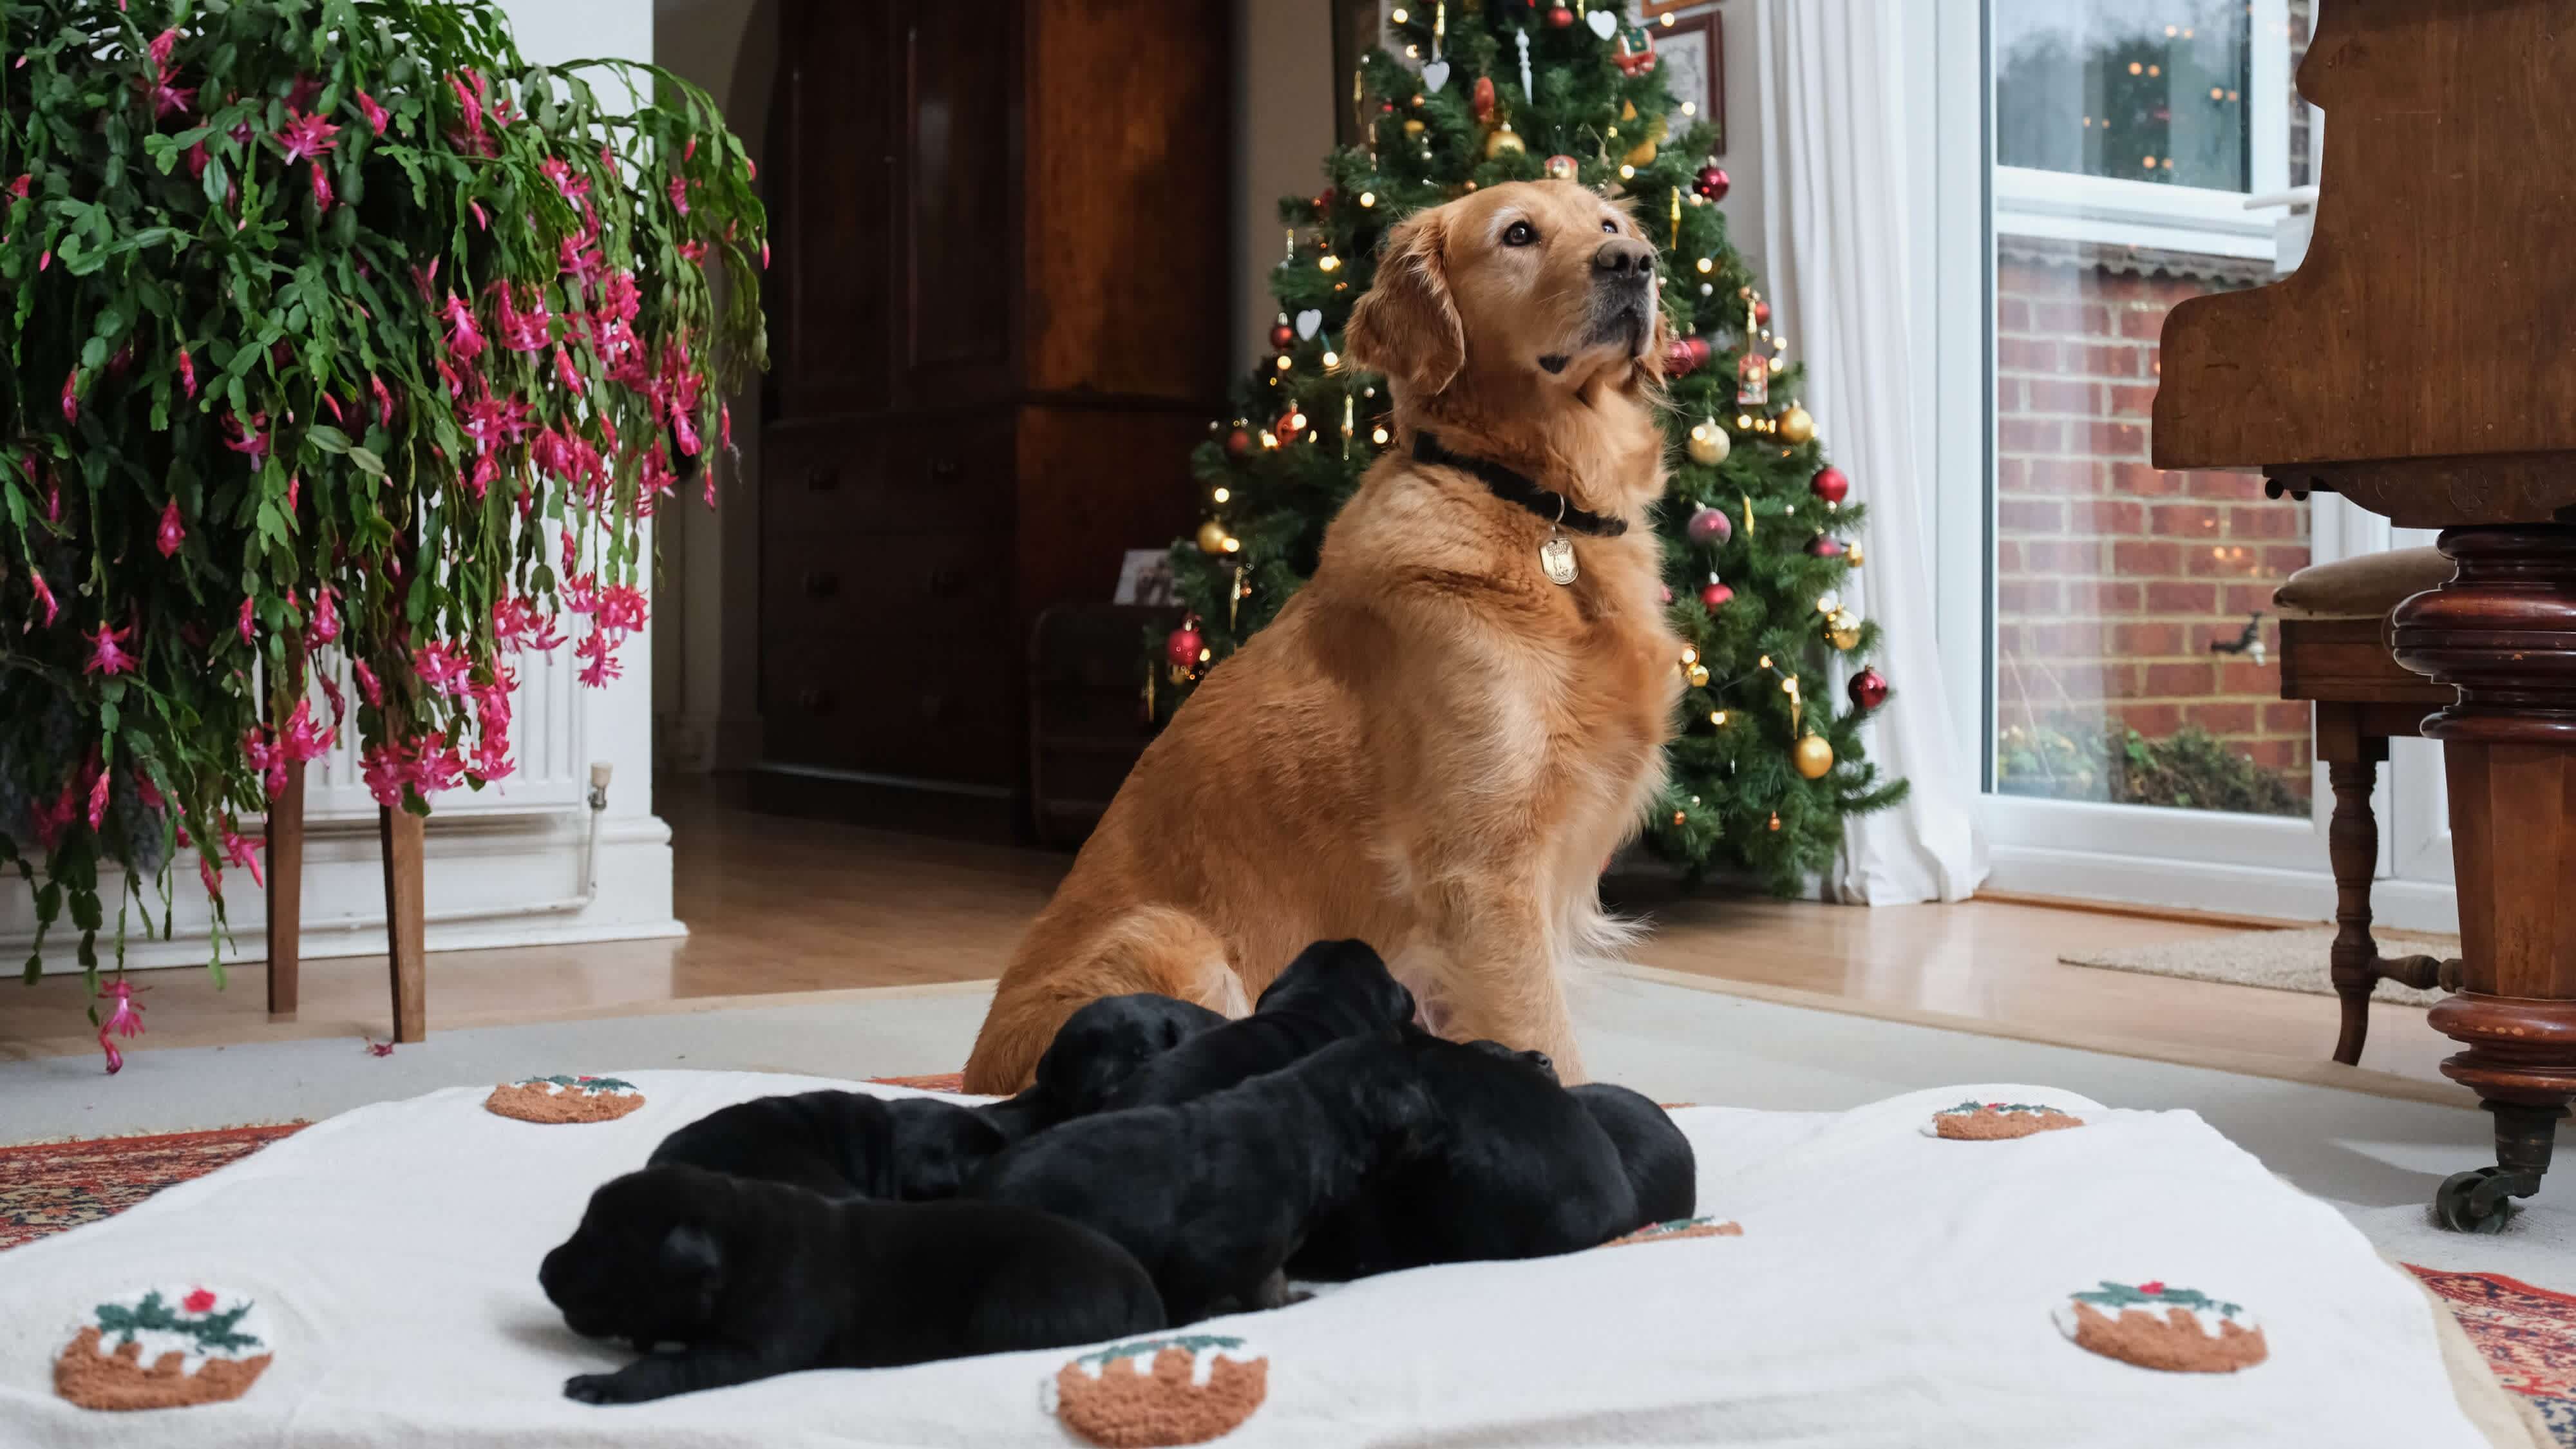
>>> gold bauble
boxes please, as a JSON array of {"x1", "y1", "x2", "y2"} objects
[
  {"x1": 1624, "y1": 137, "x2": 1658, "y2": 167},
  {"x1": 1403, "y1": 117, "x2": 1427, "y2": 137},
  {"x1": 1846, "y1": 542, "x2": 1864, "y2": 568},
  {"x1": 1621, "y1": 100, "x2": 1639, "y2": 122},
  {"x1": 1484, "y1": 123, "x2": 1526, "y2": 159},
  {"x1": 1827, "y1": 611, "x2": 1862, "y2": 651},
  {"x1": 1685, "y1": 662, "x2": 1711, "y2": 688},
  {"x1": 1686, "y1": 419, "x2": 1730, "y2": 466},
  {"x1": 1196, "y1": 520, "x2": 1233, "y2": 555},
  {"x1": 1792, "y1": 734, "x2": 1834, "y2": 780},
  {"x1": 1776, "y1": 404, "x2": 1815, "y2": 445}
]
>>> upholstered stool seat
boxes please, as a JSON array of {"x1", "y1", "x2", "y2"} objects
[
  {"x1": 2273, "y1": 546, "x2": 2456, "y2": 620},
  {"x1": 2271, "y1": 547, "x2": 2461, "y2": 1067}
]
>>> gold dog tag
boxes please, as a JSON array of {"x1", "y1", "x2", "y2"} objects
[{"x1": 1539, "y1": 531, "x2": 1578, "y2": 585}]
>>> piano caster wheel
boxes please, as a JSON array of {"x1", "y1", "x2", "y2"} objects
[{"x1": 2432, "y1": 1166, "x2": 2532, "y2": 1234}]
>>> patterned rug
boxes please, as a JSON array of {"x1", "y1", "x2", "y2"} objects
[
  {"x1": 2412, "y1": 1267, "x2": 2576, "y2": 1445},
  {"x1": 0, "y1": 1123, "x2": 307, "y2": 1251},
  {"x1": 5, "y1": 1119, "x2": 2570, "y2": 1444}
]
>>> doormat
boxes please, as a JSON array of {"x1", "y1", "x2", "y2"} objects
[
  {"x1": 2061, "y1": 927, "x2": 2459, "y2": 1007},
  {"x1": 0, "y1": 1123, "x2": 308, "y2": 1251}
]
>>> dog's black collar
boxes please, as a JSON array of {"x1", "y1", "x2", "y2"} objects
[{"x1": 1412, "y1": 431, "x2": 1629, "y2": 538}]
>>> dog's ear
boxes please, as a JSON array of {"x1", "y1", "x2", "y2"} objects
[
  {"x1": 659, "y1": 1222, "x2": 726, "y2": 1317},
  {"x1": 1345, "y1": 209, "x2": 1464, "y2": 398}
]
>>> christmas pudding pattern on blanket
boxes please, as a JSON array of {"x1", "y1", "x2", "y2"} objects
[
  {"x1": 1925, "y1": 1099, "x2": 2086, "y2": 1140},
  {"x1": 54, "y1": 1286, "x2": 273, "y2": 1411},
  {"x1": 2054, "y1": 1280, "x2": 2268, "y2": 1373},
  {"x1": 483, "y1": 1074, "x2": 645, "y2": 1124},
  {"x1": 1048, "y1": 1334, "x2": 1268, "y2": 1447},
  {"x1": 1604, "y1": 1215, "x2": 1744, "y2": 1247}
]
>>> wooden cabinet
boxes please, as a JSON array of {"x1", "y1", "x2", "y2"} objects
[{"x1": 752, "y1": 0, "x2": 1227, "y2": 829}]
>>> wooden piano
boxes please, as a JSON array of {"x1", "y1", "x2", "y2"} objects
[{"x1": 2155, "y1": 0, "x2": 2575, "y2": 1231}]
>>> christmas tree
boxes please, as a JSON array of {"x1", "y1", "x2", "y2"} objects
[{"x1": 1155, "y1": 1, "x2": 1905, "y2": 893}]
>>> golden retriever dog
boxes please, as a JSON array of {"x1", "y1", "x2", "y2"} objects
[{"x1": 962, "y1": 180, "x2": 1681, "y2": 1092}]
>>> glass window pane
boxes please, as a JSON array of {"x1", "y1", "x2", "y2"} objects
[{"x1": 1996, "y1": 1, "x2": 2252, "y2": 191}]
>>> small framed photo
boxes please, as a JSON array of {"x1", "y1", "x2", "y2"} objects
[
  {"x1": 1651, "y1": 10, "x2": 1724, "y2": 155},
  {"x1": 1115, "y1": 549, "x2": 1179, "y2": 607}
]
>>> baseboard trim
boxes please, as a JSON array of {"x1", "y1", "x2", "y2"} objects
[{"x1": 1984, "y1": 844, "x2": 2459, "y2": 934}]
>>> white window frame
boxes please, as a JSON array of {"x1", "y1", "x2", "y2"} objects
[
  {"x1": 1991, "y1": 0, "x2": 2291, "y2": 261},
  {"x1": 1911, "y1": 0, "x2": 2456, "y2": 925}
]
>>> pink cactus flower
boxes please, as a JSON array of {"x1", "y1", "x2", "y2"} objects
[
  {"x1": 285, "y1": 73, "x2": 323, "y2": 110},
  {"x1": 667, "y1": 175, "x2": 690, "y2": 215},
  {"x1": 97, "y1": 978, "x2": 144, "y2": 1074},
  {"x1": 184, "y1": 141, "x2": 210, "y2": 180},
  {"x1": 468, "y1": 198, "x2": 488, "y2": 231},
  {"x1": 222, "y1": 829, "x2": 263, "y2": 888},
  {"x1": 414, "y1": 641, "x2": 471, "y2": 695},
  {"x1": 156, "y1": 498, "x2": 185, "y2": 557},
  {"x1": 276, "y1": 106, "x2": 340, "y2": 164},
  {"x1": 61, "y1": 369, "x2": 79, "y2": 424},
  {"x1": 87, "y1": 765, "x2": 111, "y2": 831},
  {"x1": 242, "y1": 726, "x2": 287, "y2": 798},
  {"x1": 136, "y1": 774, "x2": 162, "y2": 812},
  {"x1": 574, "y1": 628, "x2": 622, "y2": 687},
  {"x1": 237, "y1": 594, "x2": 256, "y2": 644},
  {"x1": 309, "y1": 161, "x2": 332, "y2": 214},
  {"x1": 6, "y1": 173, "x2": 27, "y2": 200},
  {"x1": 553, "y1": 345, "x2": 585, "y2": 395},
  {"x1": 199, "y1": 854, "x2": 222, "y2": 900},
  {"x1": 439, "y1": 293, "x2": 484, "y2": 359},
  {"x1": 222, "y1": 412, "x2": 270, "y2": 467},
  {"x1": 353, "y1": 658, "x2": 384, "y2": 708},
  {"x1": 308, "y1": 586, "x2": 341, "y2": 644},
  {"x1": 372, "y1": 373, "x2": 395, "y2": 428},
  {"x1": 355, "y1": 89, "x2": 390, "y2": 136},
  {"x1": 178, "y1": 346, "x2": 196, "y2": 398},
  {"x1": 317, "y1": 671, "x2": 346, "y2": 726},
  {"x1": 85, "y1": 621, "x2": 138, "y2": 676},
  {"x1": 28, "y1": 571, "x2": 57, "y2": 629},
  {"x1": 279, "y1": 698, "x2": 335, "y2": 762}
]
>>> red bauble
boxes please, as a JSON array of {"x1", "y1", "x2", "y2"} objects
[
  {"x1": 1472, "y1": 76, "x2": 1497, "y2": 123},
  {"x1": 1810, "y1": 466, "x2": 1850, "y2": 504},
  {"x1": 1694, "y1": 164, "x2": 1730, "y2": 201},
  {"x1": 1270, "y1": 323, "x2": 1296, "y2": 351},
  {"x1": 1224, "y1": 428, "x2": 1253, "y2": 457},
  {"x1": 1700, "y1": 580, "x2": 1735, "y2": 610},
  {"x1": 1807, "y1": 535, "x2": 1846, "y2": 559},
  {"x1": 1848, "y1": 667, "x2": 1889, "y2": 712},
  {"x1": 1665, "y1": 334, "x2": 1712, "y2": 377},
  {"x1": 1316, "y1": 187, "x2": 1336, "y2": 213},
  {"x1": 1166, "y1": 627, "x2": 1204, "y2": 669},
  {"x1": 1275, "y1": 408, "x2": 1305, "y2": 441},
  {"x1": 1754, "y1": 299, "x2": 1772, "y2": 326},
  {"x1": 1547, "y1": 5, "x2": 1575, "y2": 26}
]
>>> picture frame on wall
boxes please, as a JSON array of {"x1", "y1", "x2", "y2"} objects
[{"x1": 1649, "y1": 9, "x2": 1725, "y2": 155}]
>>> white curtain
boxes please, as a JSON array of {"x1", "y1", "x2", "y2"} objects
[{"x1": 1757, "y1": 0, "x2": 1987, "y2": 904}]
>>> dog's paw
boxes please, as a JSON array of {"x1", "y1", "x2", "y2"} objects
[{"x1": 563, "y1": 1372, "x2": 627, "y2": 1405}]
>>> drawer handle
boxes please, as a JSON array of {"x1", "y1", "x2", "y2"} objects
[
  {"x1": 929, "y1": 457, "x2": 963, "y2": 484},
  {"x1": 795, "y1": 687, "x2": 835, "y2": 715},
  {"x1": 803, "y1": 570, "x2": 839, "y2": 599},
  {"x1": 805, "y1": 467, "x2": 840, "y2": 493}
]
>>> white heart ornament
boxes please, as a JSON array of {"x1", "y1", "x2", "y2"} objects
[
  {"x1": 1295, "y1": 310, "x2": 1323, "y2": 340},
  {"x1": 1423, "y1": 59, "x2": 1452, "y2": 93},
  {"x1": 1587, "y1": 9, "x2": 1618, "y2": 39}
]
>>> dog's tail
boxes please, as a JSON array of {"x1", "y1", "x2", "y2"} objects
[{"x1": 961, "y1": 905, "x2": 1247, "y2": 1095}]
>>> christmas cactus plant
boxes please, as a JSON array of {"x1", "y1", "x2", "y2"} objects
[{"x1": 1, "y1": 0, "x2": 765, "y2": 1000}]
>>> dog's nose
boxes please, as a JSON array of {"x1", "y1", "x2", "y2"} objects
[{"x1": 1593, "y1": 238, "x2": 1654, "y2": 283}]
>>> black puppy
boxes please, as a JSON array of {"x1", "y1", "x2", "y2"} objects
[
  {"x1": 979, "y1": 992, "x2": 1227, "y2": 1140},
  {"x1": 966, "y1": 1034, "x2": 1434, "y2": 1324},
  {"x1": 542, "y1": 1164, "x2": 1164, "y2": 1404},
  {"x1": 1090, "y1": 938, "x2": 1417, "y2": 1114},
  {"x1": 648, "y1": 1089, "x2": 1005, "y2": 1201},
  {"x1": 1570, "y1": 1082, "x2": 1698, "y2": 1231},
  {"x1": 1289, "y1": 1033, "x2": 1636, "y2": 1280}
]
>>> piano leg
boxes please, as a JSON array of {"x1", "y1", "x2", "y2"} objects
[{"x1": 2392, "y1": 524, "x2": 2576, "y2": 1233}]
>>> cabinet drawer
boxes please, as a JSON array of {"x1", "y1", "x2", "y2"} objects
[
  {"x1": 761, "y1": 526, "x2": 1010, "y2": 639},
  {"x1": 760, "y1": 621, "x2": 1016, "y2": 782},
  {"x1": 763, "y1": 415, "x2": 1011, "y2": 538}
]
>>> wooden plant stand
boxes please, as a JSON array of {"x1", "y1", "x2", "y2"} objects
[{"x1": 263, "y1": 757, "x2": 428, "y2": 1044}]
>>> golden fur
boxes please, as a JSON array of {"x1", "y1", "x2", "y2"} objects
[{"x1": 963, "y1": 182, "x2": 1683, "y2": 1092}]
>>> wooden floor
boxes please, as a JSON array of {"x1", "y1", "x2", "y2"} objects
[{"x1": 0, "y1": 779, "x2": 2458, "y2": 1089}]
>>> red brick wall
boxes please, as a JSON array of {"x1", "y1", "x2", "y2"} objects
[{"x1": 1993, "y1": 245, "x2": 2313, "y2": 799}]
